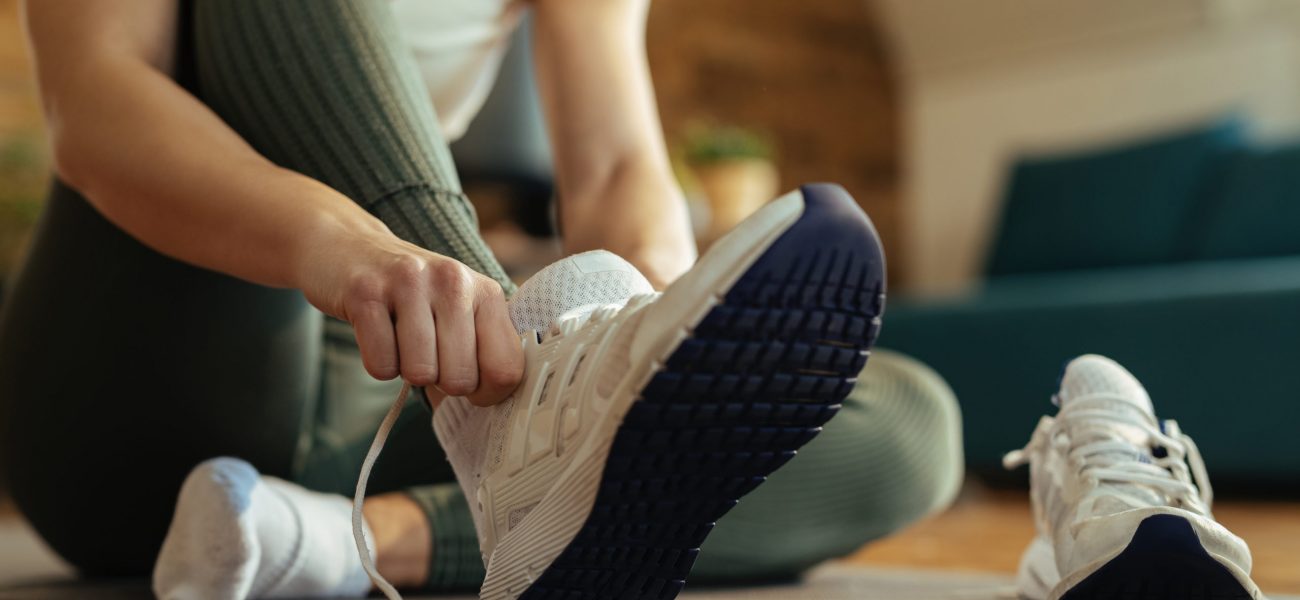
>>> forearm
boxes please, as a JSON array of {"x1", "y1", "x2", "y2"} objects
[
  {"x1": 46, "y1": 55, "x2": 384, "y2": 290},
  {"x1": 533, "y1": 0, "x2": 696, "y2": 286}
]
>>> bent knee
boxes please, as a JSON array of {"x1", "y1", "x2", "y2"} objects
[
  {"x1": 694, "y1": 350, "x2": 964, "y2": 581},
  {"x1": 844, "y1": 349, "x2": 964, "y2": 518}
]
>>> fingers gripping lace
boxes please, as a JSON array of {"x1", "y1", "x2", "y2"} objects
[
  {"x1": 1004, "y1": 394, "x2": 1213, "y2": 513},
  {"x1": 350, "y1": 293, "x2": 658, "y2": 599},
  {"x1": 352, "y1": 383, "x2": 410, "y2": 600}
]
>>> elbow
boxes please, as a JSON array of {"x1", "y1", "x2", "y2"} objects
[
  {"x1": 51, "y1": 131, "x2": 120, "y2": 221},
  {"x1": 39, "y1": 91, "x2": 93, "y2": 192},
  {"x1": 50, "y1": 142, "x2": 80, "y2": 189},
  {"x1": 48, "y1": 122, "x2": 92, "y2": 194}
]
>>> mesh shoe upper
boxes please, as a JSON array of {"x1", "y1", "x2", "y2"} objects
[
  {"x1": 507, "y1": 250, "x2": 655, "y2": 335},
  {"x1": 1005, "y1": 354, "x2": 1250, "y2": 584},
  {"x1": 433, "y1": 250, "x2": 657, "y2": 564}
]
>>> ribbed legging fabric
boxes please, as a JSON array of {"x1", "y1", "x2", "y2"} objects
[
  {"x1": 693, "y1": 349, "x2": 965, "y2": 581},
  {"x1": 0, "y1": 0, "x2": 964, "y2": 592},
  {"x1": 192, "y1": 0, "x2": 514, "y2": 294}
]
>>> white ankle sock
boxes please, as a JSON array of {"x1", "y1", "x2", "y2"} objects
[{"x1": 154, "y1": 457, "x2": 373, "y2": 599}]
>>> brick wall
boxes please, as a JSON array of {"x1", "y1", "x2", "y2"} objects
[{"x1": 646, "y1": 0, "x2": 903, "y2": 282}]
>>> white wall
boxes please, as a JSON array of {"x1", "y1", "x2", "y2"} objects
[{"x1": 872, "y1": 0, "x2": 1300, "y2": 294}]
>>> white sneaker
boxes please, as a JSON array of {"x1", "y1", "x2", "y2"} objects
[
  {"x1": 1004, "y1": 355, "x2": 1262, "y2": 600},
  {"x1": 424, "y1": 183, "x2": 885, "y2": 600}
]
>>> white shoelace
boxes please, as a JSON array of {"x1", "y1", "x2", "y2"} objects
[
  {"x1": 547, "y1": 293, "x2": 658, "y2": 339},
  {"x1": 1004, "y1": 393, "x2": 1213, "y2": 515},
  {"x1": 353, "y1": 383, "x2": 410, "y2": 600},
  {"x1": 349, "y1": 293, "x2": 656, "y2": 599}
]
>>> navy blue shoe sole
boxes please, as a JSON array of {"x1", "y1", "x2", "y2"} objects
[
  {"x1": 517, "y1": 184, "x2": 887, "y2": 599},
  {"x1": 1059, "y1": 515, "x2": 1255, "y2": 600}
]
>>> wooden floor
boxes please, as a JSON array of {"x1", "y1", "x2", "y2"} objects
[
  {"x1": 3, "y1": 486, "x2": 1299, "y2": 596},
  {"x1": 846, "y1": 483, "x2": 1300, "y2": 595}
]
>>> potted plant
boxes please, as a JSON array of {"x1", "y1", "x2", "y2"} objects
[
  {"x1": 0, "y1": 133, "x2": 48, "y2": 294},
  {"x1": 681, "y1": 122, "x2": 779, "y2": 244}
]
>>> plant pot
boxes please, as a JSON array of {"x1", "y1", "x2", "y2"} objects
[{"x1": 692, "y1": 158, "x2": 779, "y2": 244}]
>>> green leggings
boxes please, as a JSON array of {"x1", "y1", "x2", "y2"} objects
[{"x1": 0, "y1": 0, "x2": 962, "y2": 591}]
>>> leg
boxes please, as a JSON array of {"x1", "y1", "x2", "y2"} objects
[
  {"x1": 191, "y1": 0, "x2": 513, "y2": 293},
  {"x1": 0, "y1": 181, "x2": 322, "y2": 575},
  {"x1": 690, "y1": 349, "x2": 965, "y2": 582},
  {"x1": 189, "y1": 0, "x2": 506, "y2": 590}
]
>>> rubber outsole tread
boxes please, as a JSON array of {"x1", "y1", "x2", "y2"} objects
[
  {"x1": 1058, "y1": 515, "x2": 1255, "y2": 600},
  {"x1": 516, "y1": 184, "x2": 886, "y2": 600},
  {"x1": 625, "y1": 401, "x2": 843, "y2": 430}
]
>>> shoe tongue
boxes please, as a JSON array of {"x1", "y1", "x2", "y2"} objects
[
  {"x1": 1058, "y1": 354, "x2": 1155, "y2": 416},
  {"x1": 508, "y1": 250, "x2": 654, "y2": 334}
]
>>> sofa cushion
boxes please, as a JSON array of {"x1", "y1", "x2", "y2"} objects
[
  {"x1": 1189, "y1": 144, "x2": 1300, "y2": 260},
  {"x1": 987, "y1": 119, "x2": 1242, "y2": 276},
  {"x1": 882, "y1": 255, "x2": 1300, "y2": 481}
]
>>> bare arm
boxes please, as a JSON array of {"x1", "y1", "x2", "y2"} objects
[
  {"x1": 25, "y1": 0, "x2": 521, "y2": 403},
  {"x1": 531, "y1": 0, "x2": 696, "y2": 288},
  {"x1": 27, "y1": 0, "x2": 361, "y2": 290}
]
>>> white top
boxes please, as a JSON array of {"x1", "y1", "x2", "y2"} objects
[{"x1": 390, "y1": 0, "x2": 524, "y2": 141}]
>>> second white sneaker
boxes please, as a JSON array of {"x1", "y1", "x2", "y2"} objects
[{"x1": 1005, "y1": 354, "x2": 1262, "y2": 600}]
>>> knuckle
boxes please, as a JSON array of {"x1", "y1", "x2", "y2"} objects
[
  {"x1": 403, "y1": 364, "x2": 438, "y2": 386},
  {"x1": 482, "y1": 363, "x2": 523, "y2": 392},
  {"x1": 437, "y1": 367, "x2": 478, "y2": 397},
  {"x1": 431, "y1": 261, "x2": 472, "y2": 297},
  {"x1": 345, "y1": 273, "x2": 386, "y2": 305},
  {"x1": 477, "y1": 277, "x2": 506, "y2": 301},
  {"x1": 388, "y1": 256, "x2": 428, "y2": 288},
  {"x1": 367, "y1": 361, "x2": 400, "y2": 381}
]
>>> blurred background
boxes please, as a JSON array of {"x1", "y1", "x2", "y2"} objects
[{"x1": 2, "y1": 0, "x2": 1298, "y2": 592}]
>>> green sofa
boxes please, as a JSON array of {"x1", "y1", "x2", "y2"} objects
[{"x1": 880, "y1": 121, "x2": 1300, "y2": 486}]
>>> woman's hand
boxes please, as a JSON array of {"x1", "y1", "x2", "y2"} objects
[
  {"x1": 297, "y1": 215, "x2": 523, "y2": 406},
  {"x1": 559, "y1": 170, "x2": 697, "y2": 289}
]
